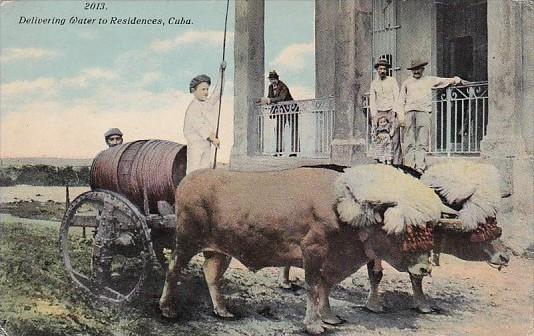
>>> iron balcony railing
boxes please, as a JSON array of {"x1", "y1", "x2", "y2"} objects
[
  {"x1": 431, "y1": 81, "x2": 488, "y2": 155},
  {"x1": 362, "y1": 81, "x2": 489, "y2": 156},
  {"x1": 256, "y1": 98, "x2": 334, "y2": 158}
]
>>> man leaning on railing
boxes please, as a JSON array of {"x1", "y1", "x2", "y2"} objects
[
  {"x1": 260, "y1": 70, "x2": 299, "y2": 157},
  {"x1": 396, "y1": 59, "x2": 468, "y2": 174}
]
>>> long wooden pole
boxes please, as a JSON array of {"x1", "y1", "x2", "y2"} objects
[{"x1": 212, "y1": 0, "x2": 230, "y2": 169}]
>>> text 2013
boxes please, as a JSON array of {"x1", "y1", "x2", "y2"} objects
[{"x1": 84, "y1": 2, "x2": 106, "y2": 10}]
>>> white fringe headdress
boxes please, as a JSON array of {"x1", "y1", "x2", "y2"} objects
[
  {"x1": 420, "y1": 160, "x2": 501, "y2": 231},
  {"x1": 335, "y1": 165, "x2": 446, "y2": 235}
]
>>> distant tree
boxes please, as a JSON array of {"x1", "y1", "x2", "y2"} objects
[
  {"x1": 77, "y1": 166, "x2": 90, "y2": 186},
  {"x1": 4, "y1": 164, "x2": 91, "y2": 186},
  {"x1": 0, "y1": 174, "x2": 15, "y2": 186}
]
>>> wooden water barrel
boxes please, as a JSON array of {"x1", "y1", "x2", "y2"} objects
[{"x1": 90, "y1": 140, "x2": 187, "y2": 213}]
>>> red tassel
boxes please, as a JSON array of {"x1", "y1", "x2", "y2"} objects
[{"x1": 470, "y1": 217, "x2": 502, "y2": 242}]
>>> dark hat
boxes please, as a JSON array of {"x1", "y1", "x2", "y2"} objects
[
  {"x1": 268, "y1": 70, "x2": 279, "y2": 79},
  {"x1": 407, "y1": 59, "x2": 428, "y2": 70},
  {"x1": 104, "y1": 128, "x2": 123, "y2": 139},
  {"x1": 374, "y1": 58, "x2": 391, "y2": 69},
  {"x1": 189, "y1": 74, "x2": 211, "y2": 93}
]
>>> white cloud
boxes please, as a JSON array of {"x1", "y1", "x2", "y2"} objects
[
  {"x1": 0, "y1": 48, "x2": 61, "y2": 63},
  {"x1": 140, "y1": 71, "x2": 162, "y2": 86},
  {"x1": 1, "y1": 68, "x2": 118, "y2": 98},
  {"x1": 0, "y1": 0, "x2": 15, "y2": 7},
  {"x1": 0, "y1": 78, "x2": 58, "y2": 96},
  {"x1": 60, "y1": 68, "x2": 118, "y2": 88},
  {"x1": 149, "y1": 31, "x2": 234, "y2": 53},
  {"x1": 0, "y1": 85, "x2": 235, "y2": 162},
  {"x1": 270, "y1": 42, "x2": 314, "y2": 73},
  {"x1": 288, "y1": 85, "x2": 314, "y2": 100}
]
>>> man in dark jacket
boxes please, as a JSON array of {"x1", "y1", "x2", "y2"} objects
[{"x1": 260, "y1": 71, "x2": 299, "y2": 156}]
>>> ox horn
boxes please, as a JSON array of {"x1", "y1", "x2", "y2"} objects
[
  {"x1": 440, "y1": 203, "x2": 458, "y2": 216},
  {"x1": 366, "y1": 200, "x2": 398, "y2": 211}
]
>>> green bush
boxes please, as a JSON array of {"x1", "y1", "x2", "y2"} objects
[{"x1": 0, "y1": 165, "x2": 90, "y2": 186}]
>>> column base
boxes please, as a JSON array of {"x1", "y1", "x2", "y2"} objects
[{"x1": 331, "y1": 138, "x2": 373, "y2": 166}]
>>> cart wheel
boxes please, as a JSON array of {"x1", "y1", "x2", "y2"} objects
[{"x1": 59, "y1": 190, "x2": 154, "y2": 303}]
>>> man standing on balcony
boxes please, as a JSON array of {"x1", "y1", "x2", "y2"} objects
[
  {"x1": 369, "y1": 57, "x2": 401, "y2": 165},
  {"x1": 397, "y1": 59, "x2": 466, "y2": 173},
  {"x1": 260, "y1": 70, "x2": 298, "y2": 157},
  {"x1": 260, "y1": 72, "x2": 297, "y2": 288}
]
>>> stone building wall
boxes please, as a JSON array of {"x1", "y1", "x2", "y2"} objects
[{"x1": 231, "y1": 0, "x2": 532, "y2": 252}]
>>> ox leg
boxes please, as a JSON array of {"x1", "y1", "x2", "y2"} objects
[
  {"x1": 409, "y1": 273, "x2": 433, "y2": 313},
  {"x1": 365, "y1": 260, "x2": 386, "y2": 313},
  {"x1": 318, "y1": 282, "x2": 344, "y2": 325},
  {"x1": 303, "y1": 277, "x2": 325, "y2": 335},
  {"x1": 302, "y1": 252, "x2": 328, "y2": 333},
  {"x1": 203, "y1": 251, "x2": 234, "y2": 318},
  {"x1": 159, "y1": 249, "x2": 195, "y2": 318},
  {"x1": 278, "y1": 266, "x2": 292, "y2": 289}
]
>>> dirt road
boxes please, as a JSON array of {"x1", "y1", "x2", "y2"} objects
[{"x1": 0, "y1": 203, "x2": 532, "y2": 336}]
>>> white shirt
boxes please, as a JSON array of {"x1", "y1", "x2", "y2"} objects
[
  {"x1": 369, "y1": 76, "x2": 399, "y2": 117},
  {"x1": 183, "y1": 77, "x2": 222, "y2": 145},
  {"x1": 397, "y1": 75, "x2": 462, "y2": 115}
]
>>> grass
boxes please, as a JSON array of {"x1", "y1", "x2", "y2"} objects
[{"x1": 0, "y1": 220, "x2": 116, "y2": 336}]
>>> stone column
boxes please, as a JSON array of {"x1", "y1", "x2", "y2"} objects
[
  {"x1": 315, "y1": 0, "x2": 336, "y2": 99},
  {"x1": 482, "y1": 0, "x2": 525, "y2": 158},
  {"x1": 331, "y1": 0, "x2": 372, "y2": 166},
  {"x1": 482, "y1": 0, "x2": 533, "y2": 250},
  {"x1": 230, "y1": 0, "x2": 265, "y2": 168}
]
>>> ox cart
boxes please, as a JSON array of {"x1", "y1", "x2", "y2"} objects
[
  {"x1": 59, "y1": 142, "x2": 501, "y2": 304},
  {"x1": 59, "y1": 140, "x2": 185, "y2": 303}
]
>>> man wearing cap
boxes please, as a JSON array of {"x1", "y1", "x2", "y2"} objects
[
  {"x1": 260, "y1": 71, "x2": 298, "y2": 156},
  {"x1": 396, "y1": 59, "x2": 466, "y2": 173},
  {"x1": 183, "y1": 62, "x2": 226, "y2": 174},
  {"x1": 103, "y1": 127, "x2": 136, "y2": 248},
  {"x1": 369, "y1": 58, "x2": 401, "y2": 165},
  {"x1": 104, "y1": 128, "x2": 123, "y2": 147}
]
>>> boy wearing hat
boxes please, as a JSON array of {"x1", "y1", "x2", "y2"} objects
[
  {"x1": 104, "y1": 128, "x2": 123, "y2": 147},
  {"x1": 183, "y1": 62, "x2": 226, "y2": 174},
  {"x1": 397, "y1": 59, "x2": 466, "y2": 173},
  {"x1": 369, "y1": 58, "x2": 401, "y2": 165}
]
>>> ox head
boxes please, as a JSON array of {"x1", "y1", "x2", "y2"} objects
[
  {"x1": 433, "y1": 219, "x2": 510, "y2": 268},
  {"x1": 357, "y1": 224, "x2": 433, "y2": 278},
  {"x1": 337, "y1": 194, "x2": 434, "y2": 276}
]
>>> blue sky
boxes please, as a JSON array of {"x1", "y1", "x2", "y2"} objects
[{"x1": 0, "y1": 0, "x2": 314, "y2": 161}]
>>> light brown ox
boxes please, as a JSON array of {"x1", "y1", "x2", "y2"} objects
[{"x1": 159, "y1": 168, "x2": 433, "y2": 334}]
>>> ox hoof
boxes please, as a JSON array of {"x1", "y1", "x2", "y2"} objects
[
  {"x1": 305, "y1": 322, "x2": 325, "y2": 335},
  {"x1": 365, "y1": 299, "x2": 386, "y2": 313},
  {"x1": 213, "y1": 308, "x2": 235, "y2": 319},
  {"x1": 414, "y1": 304, "x2": 435, "y2": 314},
  {"x1": 159, "y1": 304, "x2": 178, "y2": 319},
  {"x1": 279, "y1": 281, "x2": 292, "y2": 290},
  {"x1": 322, "y1": 314, "x2": 344, "y2": 325}
]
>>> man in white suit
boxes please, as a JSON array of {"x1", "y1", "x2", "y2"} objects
[{"x1": 183, "y1": 62, "x2": 226, "y2": 174}]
